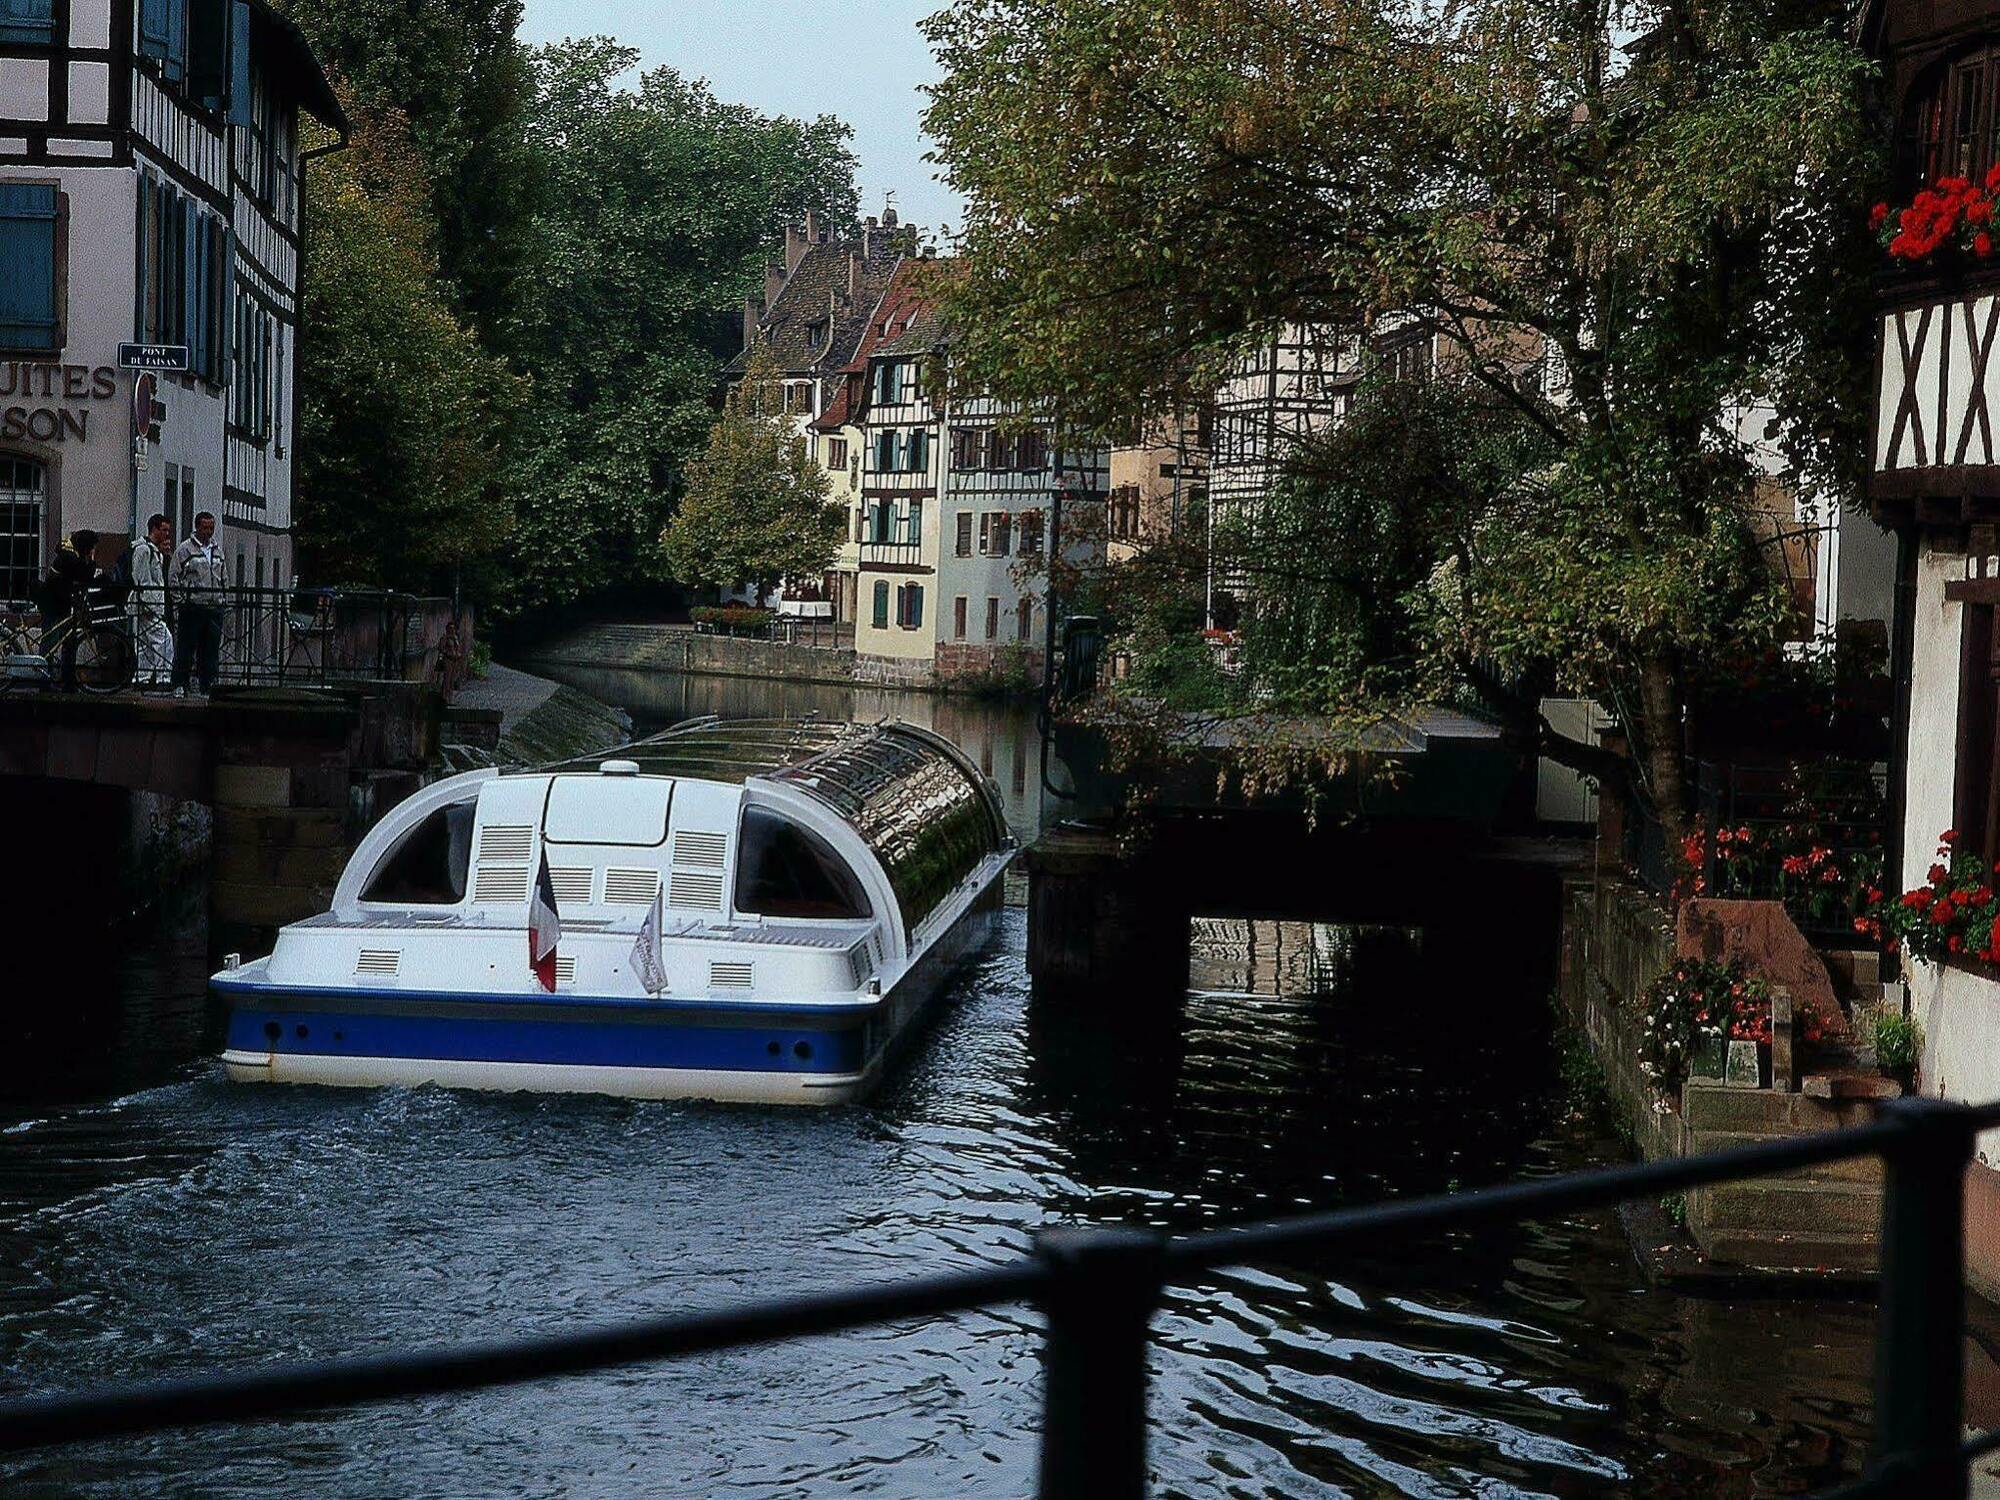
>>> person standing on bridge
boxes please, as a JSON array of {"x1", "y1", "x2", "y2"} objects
[
  {"x1": 169, "y1": 511, "x2": 225, "y2": 697},
  {"x1": 130, "y1": 513, "x2": 173, "y2": 690}
]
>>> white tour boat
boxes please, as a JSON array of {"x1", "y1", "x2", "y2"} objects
[{"x1": 214, "y1": 717, "x2": 1014, "y2": 1104}]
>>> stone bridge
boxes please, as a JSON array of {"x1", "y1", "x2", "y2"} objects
[{"x1": 0, "y1": 685, "x2": 497, "y2": 934}]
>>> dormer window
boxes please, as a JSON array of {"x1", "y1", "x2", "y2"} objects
[{"x1": 1899, "y1": 43, "x2": 2000, "y2": 194}]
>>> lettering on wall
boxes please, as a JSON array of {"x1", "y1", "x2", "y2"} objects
[{"x1": 0, "y1": 363, "x2": 123, "y2": 445}]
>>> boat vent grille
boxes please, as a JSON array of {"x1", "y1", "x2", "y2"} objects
[
  {"x1": 555, "y1": 956, "x2": 577, "y2": 985},
  {"x1": 668, "y1": 870, "x2": 725, "y2": 910},
  {"x1": 847, "y1": 943, "x2": 872, "y2": 988},
  {"x1": 549, "y1": 867, "x2": 594, "y2": 906},
  {"x1": 472, "y1": 865, "x2": 530, "y2": 904},
  {"x1": 355, "y1": 948, "x2": 401, "y2": 976},
  {"x1": 672, "y1": 830, "x2": 728, "y2": 868},
  {"x1": 477, "y1": 824, "x2": 535, "y2": 861},
  {"x1": 605, "y1": 868, "x2": 662, "y2": 905},
  {"x1": 709, "y1": 960, "x2": 754, "y2": 990}
]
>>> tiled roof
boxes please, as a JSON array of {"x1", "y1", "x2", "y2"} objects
[
  {"x1": 810, "y1": 256, "x2": 945, "y2": 431},
  {"x1": 723, "y1": 230, "x2": 908, "y2": 380}
]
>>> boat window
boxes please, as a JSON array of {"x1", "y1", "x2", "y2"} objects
[
  {"x1": 734, "y1": 807, "x2": 871, "y2": 920},
  {"x1": 544, "y1": 775, "x2": 671, "y2": 846},
  {"x1": 361, "y1": 801, "x2": 475, "y2": 905}
]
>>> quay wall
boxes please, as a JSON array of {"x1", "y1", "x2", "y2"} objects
[{"x1": 520, "y1": 624, "x2": 1040, "y2": 697}]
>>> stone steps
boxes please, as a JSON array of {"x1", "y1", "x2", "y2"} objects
[
  {"x1": 1693, "y1": 1130, "x2": 1885, "y2": 1185},
  {"x1": 1697, "y1": 1176, "x2": 1884, "y2": 1236},
  {"x1": 1698, "y1": 1227, "x2": 1881, "y2": 1274},
  {"x1": 1682, "y1": 1080, "x2": 1876, "y2": 1133}
]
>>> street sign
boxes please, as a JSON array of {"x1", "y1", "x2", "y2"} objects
[{"x1": 118, "y1": 343, "x2": 189, "y2": 372}]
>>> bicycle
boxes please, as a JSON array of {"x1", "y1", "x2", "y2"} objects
[{"x1": 0, "y1": 593, "x2": 136, "y2": 695}]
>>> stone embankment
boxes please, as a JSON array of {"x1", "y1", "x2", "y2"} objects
[
  {"x1": 526, "y1": 623, "x2": 859, "y2": 688},
  {"x1": 1560, "y1": 876, "x2": 1886, "y2": 1279}
]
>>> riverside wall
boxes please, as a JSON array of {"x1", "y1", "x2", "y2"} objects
[{"x1": 521, "y1": 623, "x2": 1038, "y2": 696}]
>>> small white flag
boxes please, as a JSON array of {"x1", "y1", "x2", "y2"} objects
[{"x1": 631, "y1": 884, "x2": 667, "y2": 996}]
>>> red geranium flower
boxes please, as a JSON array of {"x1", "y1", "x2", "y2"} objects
[{"x1": 1872, "y1": 201, "x2": 1890, "y2": 229}]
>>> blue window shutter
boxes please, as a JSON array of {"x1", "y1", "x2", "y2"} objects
[
  {"x1": 138, "y1": 0, "x2": 170, "y2": 60},
  {"x1": 227, "y1": 1, "x2": 250, "y2": 125},
  {"x1": 181, "y1": 198, "x2": 198, "y2": 357},
  {"x1": 871, "y1": 581, "x2": 889, "y2": 629},
  {"x1": 0, "y1": 184, "x2": 58, "y2": 351},
  {"x1": 133, "y1": 174, "x2": 152, "y2": 340},
  {"x1": 0, "y1": 0, "x2": 54, "y2": 45},
  {"x1": 165, "y1": 0, "x2": 187, "y2": 80},
  {"x1": 909, "y1": 585, "x2": 923, "y2": 629}
]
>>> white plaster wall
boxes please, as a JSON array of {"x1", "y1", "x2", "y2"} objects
[
  {"x1": 0, "y1": 59, "x2": 49, "y2": 122},
  {"x1": 1902, "y1": 542, "x2": 1963, "y2": 882},
  {"x1": 1901, "y1": 538, "x2": 2000, "y2": 1163},
  {"x1": 0, "y1": 166, "x2": 137, "y2": 542},
  {"x1": 67, "y1": 62, "x2": 109, "y2": 125}
]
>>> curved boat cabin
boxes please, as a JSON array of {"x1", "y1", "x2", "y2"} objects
[{"x1": 215, "y1": 718, "x2": 1013, "y2": 1104}]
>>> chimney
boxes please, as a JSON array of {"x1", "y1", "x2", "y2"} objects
[
  {"x1": 882, "y1": 205, "x2": 899, "y2": 229},
  {"x1": 784, "y1": 223, "x2": 809, "y2": 274},
  {"x1": 847, "y1": 249, "x2": 861, "y2": 301},
  {"x1": 742, "y1": 294, "x2": 764, "y2": 351},
  {"x1": 862, "y1": 215, "x2": 878, "y2": 260},
  {"x1": 804, "y1": 208, "x2": 821, "y2": 244},
  {"x1": 764, "y1": 262, "x2": 786, "y2": 307}
]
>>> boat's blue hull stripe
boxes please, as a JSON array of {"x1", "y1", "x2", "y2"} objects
[
  {"x1": 223, "y1": 1005, "x2": 870, "y2": 1076},
  {"x1": 211, "y1": 975, "x2": 877, "y2": 1022}
]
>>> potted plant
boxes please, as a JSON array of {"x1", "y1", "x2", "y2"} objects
[{"x1": 1866, "y1": 1006, "x2": 1922, "y2": 1090}]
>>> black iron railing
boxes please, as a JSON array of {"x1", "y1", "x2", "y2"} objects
[
  {"x1": 42, "y1": 585, "x2": 466, "y2": 691},
  {"x1": 1620, "y1": 757, "x2": 1889, "y2": 941},
  {"x1": 1, "y1": 1096, "x2": 1995, "y2": 1497}
]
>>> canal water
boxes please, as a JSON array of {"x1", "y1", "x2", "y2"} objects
[{"x1": 0, "y1": 666, "x2": 1887, "y2": 1497}]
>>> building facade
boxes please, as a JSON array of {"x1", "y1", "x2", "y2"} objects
[
  {"x1": 1863, "y1": 0, "x2": 2000, "y2": 1295},
  {"x1": 809, "y1": 256, "x2": 1106, "y2": 686},
  {"x1": 726, "y1": 208, "x2": 910, "y2": 621},
  {"x1": 1106, "y1": 402, "x2": 1210, "y2": 566},
  {"x1": 0, "y1": 0, "x2": 343, "y2": 604}
]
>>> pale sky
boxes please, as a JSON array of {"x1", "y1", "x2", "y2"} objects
[{"x1": 519, "y1": 0, "x2": 964, "y2": 234}]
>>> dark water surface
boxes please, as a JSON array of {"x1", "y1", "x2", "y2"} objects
[{"x1": 0, "y1": 669, "x2": 1886, "y2": 1497}]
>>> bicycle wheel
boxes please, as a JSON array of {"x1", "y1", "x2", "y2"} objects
[{"x1": 74, "y1": 623, "x2": 135, "y2": 694}]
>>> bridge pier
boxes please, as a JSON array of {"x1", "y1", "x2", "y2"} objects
[
  {"x1": 0, "y1": 684, "x2": 448, "y2": 951},
  {"x1": 1025, "y1": 824, "x2": 1192, "y2": 1000}
]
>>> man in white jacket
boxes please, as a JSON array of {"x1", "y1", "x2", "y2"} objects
[{"x1": 129, "y1": 512, "x2": 173, "y2": 688}]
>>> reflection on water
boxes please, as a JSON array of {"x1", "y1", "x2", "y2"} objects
[{"x1": 0, "y1": 665, "x2": 1898, "y2": 1496}]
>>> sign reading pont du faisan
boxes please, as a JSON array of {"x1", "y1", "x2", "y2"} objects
[{"x1": 0, "y1": 362, "x2": 124, "y2": 445}]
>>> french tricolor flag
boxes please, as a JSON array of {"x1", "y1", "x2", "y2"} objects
[{"x1": 529, "y1": 850, "x2": 562, "y2": 992}]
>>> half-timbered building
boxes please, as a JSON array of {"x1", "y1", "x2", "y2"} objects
[
  {"x1": 727, "y1": 208, "x2": 909, "y2": 621},
  {"x1": 0, "y1": 0, "x2": 342, "y2": 603},
  {"x1": 1862, "y1": 0, "x2": 2000, "y2": 1294}
]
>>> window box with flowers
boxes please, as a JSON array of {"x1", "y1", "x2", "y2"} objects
[
  {"x1": 1874, "y1": 168, "x2": 2000, "y2": 266},
  {"x1": 1858, "y1": 830, "x2": 2000, "y2": 973}
]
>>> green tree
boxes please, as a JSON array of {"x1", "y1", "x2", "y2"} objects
[
  {"x1": 499, "y1": 39, "x2": 859, "y2": 615},
  {"x1": 659, "y1": 348, "x2": 843, "y2": 599},
  {"x1": 295, "y1": 95, "x2": 522, "y2": 590},
  {"x1": 923, "y1": 0, "x2": 1879, "y2": 830},
  {"x1": 283, "y1": 0, "x2": 538, "y2": 345}
]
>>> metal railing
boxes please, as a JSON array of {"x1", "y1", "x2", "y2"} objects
[
  {"x1": 1, "y1": 1095, "x2": 1995, "y2": 1497},
  {"x1": 38, "y1": 585, "x2": 466, "y2": 691},
  {"x1": 1621, "y1": 758, "x2": 1889, "y2": 940}
]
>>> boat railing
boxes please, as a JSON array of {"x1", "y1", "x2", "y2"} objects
[{"x1": 0, "y1": 1095, "x2": 1993, "y2": 1497}]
